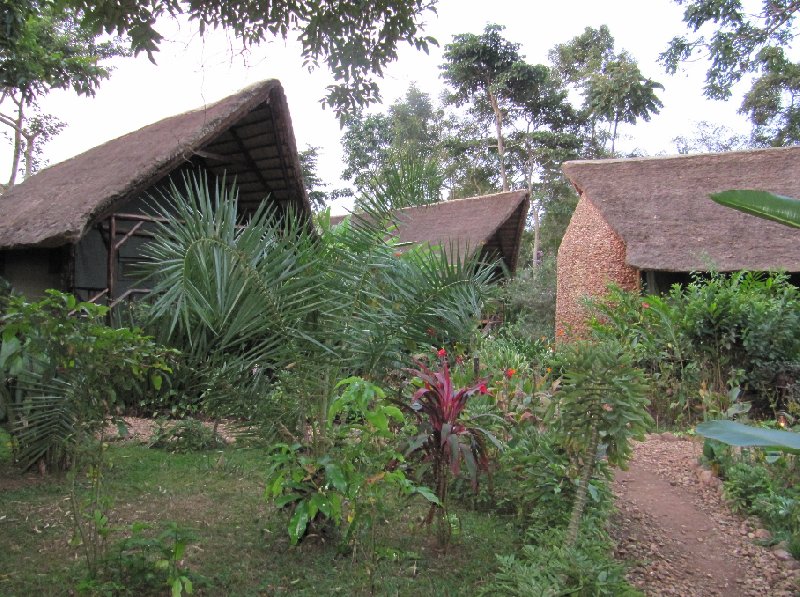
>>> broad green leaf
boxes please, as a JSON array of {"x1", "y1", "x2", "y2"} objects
[
  {"x1": 325, "y1": 463, "x2": 348, "y2": 492},
  {"x1": 0, "y1": 335, "x2": 20, "y2": 369},
  {"x1": 412, "y1": 484, "x2": 441, "y2": 505},
  {"x1": 273, "y1": 493, "x2": 304, "y2": 508},
  {"x1": 151, "y1": 373, "x2": 163, "y2": 390},
  {"x1": 696, "y1": 420, "x2": 800, "y2": 454},
  {"x1": 288, "y1": 503, "x2": 310, "y2": 545},
  {"x1": 710, "y1": 190, "x2": 800, "y2": 228}
]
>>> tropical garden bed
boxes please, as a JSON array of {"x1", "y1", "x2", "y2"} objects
[{"x1": 2, "y1": 180, "x2": 800, "y2": 596}]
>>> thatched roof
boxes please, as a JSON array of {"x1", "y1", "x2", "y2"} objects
[
  {"x1": 332, "y1": 190, "x2": 530, "y2": 274},
  {"x1": 563, "y1": 147, "x2": 800, "y2": 272},
  {"x1": 0, "y1": 80, "x2": 310, "y2": 249}
]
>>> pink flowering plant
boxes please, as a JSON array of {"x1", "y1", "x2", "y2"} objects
[{"x1": 400, "y1": 352, "x2": 501, "y2": 527}]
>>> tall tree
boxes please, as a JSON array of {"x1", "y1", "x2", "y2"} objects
[
  {"x1": 441, "y1": 24, "x2": 524, "y2": 191},
  {"x1": 24, "y1": 0, "x2": 438, "y2": 121},
  {"x1": 661, "y1": 0, "x2": 800, "y2": 145},
  {"x1": 551, "y1": 25, "x2": 663, "y2": 155},
  {"x1": 672, "y1": 120, "x2": 751, "y2": 154},
  {"x1": 442, "y1": 25, "x2": 579, "y2": 264},
  {"x1": 341, "y1": 84, "x2": 445, "y2": 210},
  {"x1": 0, "y1": 1, "x2": 127, "y2": 189}
]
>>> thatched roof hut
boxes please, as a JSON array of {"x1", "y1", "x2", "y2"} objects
[
  {"x1": 333, "y1": 190, "x2": 530, "y2": 276},
  {"x1": 556, "y1": 146, "x2": 800, "y2": 337},
  {"x1": 0, "y1": 80, "x2": 309, "y2": 300}
]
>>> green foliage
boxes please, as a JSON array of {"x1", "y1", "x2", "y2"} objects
[
  {"x1": 592, "y1": 273, "x2": 800, "y2": 424},
  {"x1": 489, "y1": 528, "x2": 642, "y2": 597},
  {"x1": 551, "y1": 341, "x2": 652, "y2": 469},
  {"x1": 478, "y1": 429, "x2": 638, "y2": 596},
  {"x1": 442, "y1": 24, "x2": 575, "y2": 192},
  {"x1": 49, "y1": 0, "x2": 437, "y2": 120},
  {"x1": 550, "y1": 340, "x2": 651, "y2": 547},
  {"x1": 705, "y1": 441, "x2": 800, "y2": 558},
  {"x1": 356, "y1": 148, "x2": 444, "y2": 211},
  {"x1": 342, "y1": 84, "x2": 446, "y2": 207},
  {"x1": 148, "y1": 418, "x2": 227, "y2": 453},
  {"x1": 551, "y1": 25, "x2": 663, "y2": 155},
  {"x1": 140, "y1": 171, "x2": 497, "y2": 431},
  {"x1": 76, "y1": 520, "x2": 197, "y2": 596},
  {"x1": 0, "y1": 290, "x2": 174, "y2": 470},
  {"x1": 711, "y1": 189, "x2": 800, "y2": 229},
  {"x1": 502, "y1": 255, "x2": 557, "y2": 340},
  {"x1": 661, "y1": 0, "x2": 800, "y2": 144},
  {"x1": 265, "y1": 377, "x2": 437, "y2": 548},
  {"x1": 697, "y1": 419, "x2": 800, "y2": 454}
]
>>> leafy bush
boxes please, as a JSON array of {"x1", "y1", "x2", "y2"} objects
[
  {"x1": 264, "y1": 377, "x2": 437, "y2": 547},
  {"x1": 78, "y1": 521, "x2": 197, "y2": 596},
  {"x1": 502, "y1": 256, "x2": 557, "y2": 342},
  {"x1": 489, "y1": 528, "x2": 642, "y2": 597},
  {"x1": 591, "y1": 272, "x2": 800, "y2": 424},
  {"x1": 400, "y1": 354, "x2": 500, "y2": 532},
  {"x1": 480, "y1": 427, "x2": 636, "y2": 596},
  {"x1": 139, "y1": 172, "x2": 497, "y2": 433},
  {"x1": 0, "y1": 290, "x2": 174, "y2": 470},
  {"x1": 723, "y1": 462, "x2": 774, "y2": 512},
  {"x1": 550, "y1": 340, "x2": 651, "y2": 546}
]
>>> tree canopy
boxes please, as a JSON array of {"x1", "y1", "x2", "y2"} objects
[
  {"x1": 24, "y1": 0, "x2": 439, "y2": 120},
  {"x1": 551, "y1": 25, "x2": 663, "y2": 155},
  {"x1": 661, "y1": 0, "x2": 800, "y2": 145},
  {"x1": 0, "y1": 1, "x2": 127, "y2": 188}
]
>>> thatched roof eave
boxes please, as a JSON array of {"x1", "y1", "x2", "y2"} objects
[
  {"x1": 0, "y1": 80, "x2": 310, "y2": 250},
  {"x1": 563, "y1": 147, "x2": 800, "y2": 273}
]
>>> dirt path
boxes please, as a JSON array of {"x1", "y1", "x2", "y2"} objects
[{"x1": 611, "y1": 433, "x2": 800, "y2": 596}]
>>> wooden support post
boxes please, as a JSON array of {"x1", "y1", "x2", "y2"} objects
[{"x1": 107, "y1": 215, "x2": 116, "y2": 304}]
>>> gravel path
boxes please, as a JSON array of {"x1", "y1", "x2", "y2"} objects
[{"x1": 611, "y1": 433, "x2": 799, "y2": 596}]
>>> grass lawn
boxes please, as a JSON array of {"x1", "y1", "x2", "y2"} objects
[{"x1": 0, "y1": 432, "x2": 518, "y2": 596}]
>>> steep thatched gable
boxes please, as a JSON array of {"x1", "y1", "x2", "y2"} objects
[
  {"x1": 333, "y1": 191, "x2": 530, "y2": 275},
  {"x1": 0, "y1": 80, "x2": 309, "y2": 249}
]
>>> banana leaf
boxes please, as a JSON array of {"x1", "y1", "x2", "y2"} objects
[
  {"x1": 710, "y1": 190, "x2": 800, "y2": 229},
  {"x1": 695, "y1": 419, "x2": 800, "y2": 454}
]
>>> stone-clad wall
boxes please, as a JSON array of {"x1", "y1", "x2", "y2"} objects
[{"x1": 555, "y1": 194, "x2": 640, "y2": 339}]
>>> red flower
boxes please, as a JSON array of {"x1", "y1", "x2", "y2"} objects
[
  {"x1": 642, "y1": 302, "x2": 650, "y2": 309},
  {"x1": 437, "y1": 347, "x2": 447, "y2": 357},
  {"x1": 504, "y1": 368, "x2": 516, "y2": 379},
  {"x1": 479, "y1": 382, "x2": 489, "y2": 395},
  {"x1": 455, "y1": 354, "x2": 465, "y2": 365}
]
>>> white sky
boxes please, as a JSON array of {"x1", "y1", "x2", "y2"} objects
[{"x1": 19, "y1": 0, "x2": 753, "y2": 214}]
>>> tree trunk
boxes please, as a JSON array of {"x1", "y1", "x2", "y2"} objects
[
  {"x1": 565, "y1": 420, "x2": 599, "y2": 548},
  {"x1": 531, "y1": 205, "x2": 541, "y2": 269},
  {"x1": 23, "y1": 130, "x2": 37, "y2": 180},
  {"x1": 488, "y1": 90, "x2": 509, "y2": 191},
  {"x1": 6, "y1": 101, "x2": 24, "y2": 189},
  {"x1": 611, "y1": 116, "x2": 619, "y2": 156}
]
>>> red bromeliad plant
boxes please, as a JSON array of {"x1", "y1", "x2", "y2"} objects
[{"x1": 403, "y1": 354, "x2": 501, "y2": 525}]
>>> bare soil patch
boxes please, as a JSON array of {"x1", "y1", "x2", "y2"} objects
[{"x1": 612, "y1": 433, "x2": 799, "y2": 596}]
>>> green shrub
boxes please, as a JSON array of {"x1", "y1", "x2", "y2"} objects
[
  {"x1": 591, "y1": 272, "x2": 800, "y2": 425},
  {"x1": 0, "y1": 290, "x2": 175, "y2": 470},
  {"x1": 502, "y1": 256, "x2": 557, "y2": 342},
  {"x1": 723, "y1": 462, "x2": 774, "y2": 512},
  {"x1": 488, "y1": 528, "x2": 642, "y2": 597}
]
